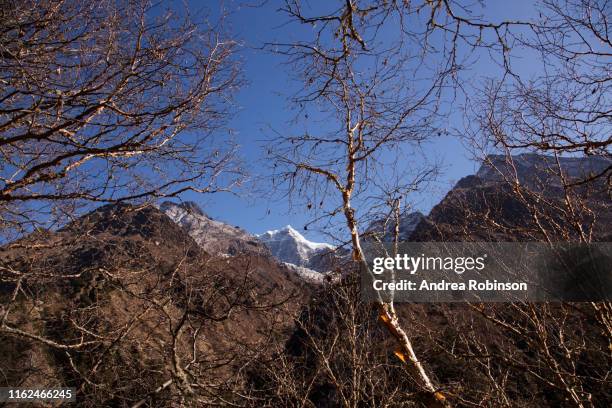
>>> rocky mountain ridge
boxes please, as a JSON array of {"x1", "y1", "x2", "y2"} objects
[
  {"x1": 1, "y1": 153, "x2": 609, "y2": 407},
  {"x1": 160, "y1": 153, "x2": 611, "y2": 264},
  {"x1": 160, "y1": 201, "x2": 267, "y2": 256},
  {"x1": 476, "y1": 153, "x2": 611, "y2": 188},
  {"x1": 408, "y1": 153, "x2": 611, "y2": 241}
]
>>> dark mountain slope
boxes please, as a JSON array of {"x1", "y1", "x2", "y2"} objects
[
  {"x1": 410, "y1": 154, "x2": 611, "y2": 242},
  {"x1": 0, "y1": 203, "x2": 306, "y2": 407}
]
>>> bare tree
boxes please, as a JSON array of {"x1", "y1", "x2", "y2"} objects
[
  {"x1": 0, "y1": 1, "x2": 287, "y2": 406},
  {"x1": 0, "y1": 0, "x2": 242, "y2": 240},
  {"x1": 469, "y1": 0, "x2": 610, "y2": 160},
  {"x1": 264, "y1": 1, "x2": 512, "y2": 405},
  {"x1": 465, "y1": 0, "x2": 611, "y2": 334}
]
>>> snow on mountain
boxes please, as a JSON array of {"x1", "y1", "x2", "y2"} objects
[
  {"x1": 161, "y1": 201, "x2": 334, "y2": 280},
  {"x1": 282, "y1": 262, "x2": 328, "y2": 283},
  {"x1": 257, "y1": 225, "x2": 335, "y2": 272},
  {"x1": 160, "y1": 201, "x2": 265, "y2": 256}
]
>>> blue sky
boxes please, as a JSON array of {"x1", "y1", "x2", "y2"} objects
[{"x1": 172, "y1": 0, "x2": 539, "y2": 242}]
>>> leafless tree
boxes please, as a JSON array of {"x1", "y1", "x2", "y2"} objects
[
  {"x1": 263, "y1": 0, "x2": 538, "y2": 405},
  {"x1": 0, "y1": 1, "x2": 291, "y2": 406},
  {"x1": 0, "y1": 0, "x2": 242, "y2": 241},
  {"x1": 469, "y1": 0, "x2": 610, "y2": 160}
]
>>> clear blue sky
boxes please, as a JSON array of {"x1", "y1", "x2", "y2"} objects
[{"x1": 172, "y1": 0, "x2": 539, "y2": 242}]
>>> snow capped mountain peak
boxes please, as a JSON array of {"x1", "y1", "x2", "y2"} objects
[
  {"x1": 263, "y1": 225, "x2": 299, "y2": 236},
  {"x1": 257, "y1": 225, "x2": 334, "y2": 270},
  {"x1": 278, "y1": 225, "x2": 300, "y2": 236},
  {"x1": 261, "y1": 225, "x2": 333, "y2": 249}
]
